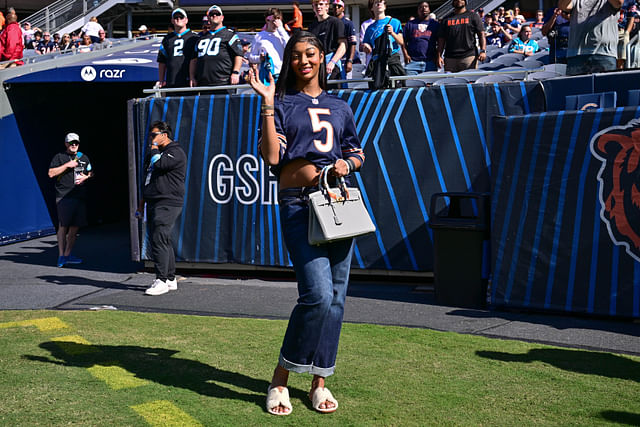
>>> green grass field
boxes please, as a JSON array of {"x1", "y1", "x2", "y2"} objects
[{"x1": 0, "y1": 310, "x2": 638, "y2": 426}]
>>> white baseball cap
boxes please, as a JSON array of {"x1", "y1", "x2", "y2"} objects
[
  {"x1": 172, "y1": 8, "x2": 187, "y2": 19},
  {"x1": 208, "y1": 5, "x2": 223, "y2": 15},
  {"x1": 65, "y1": 132, "x2": 80, "y2": 143},
  {"x1": 138, "y1": 24, "x2": 148, "y2": 31}
]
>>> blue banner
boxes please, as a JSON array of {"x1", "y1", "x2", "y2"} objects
[
  {"x1": 491, "y1": 107, "x2": 640, "y2": 318},
  {"x1": 133, "y1": 82, "x2": 545, "y2": 271}
]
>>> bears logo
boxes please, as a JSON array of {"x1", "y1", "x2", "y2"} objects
[{"x1": 590, "y1": 118, "x2": 640, "y2": 263}]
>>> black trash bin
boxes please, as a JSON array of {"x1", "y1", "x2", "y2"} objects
[{"x1": 429, "y1": 192, "x2": 490, "y2": 308}]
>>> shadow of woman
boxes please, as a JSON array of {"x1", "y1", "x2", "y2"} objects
[
  {"x1": 23, "y1": 341, "x2": 308, "y2": 410},
  {"x1": 476, "y1": 348, "x2": 640, "y2": 382}
]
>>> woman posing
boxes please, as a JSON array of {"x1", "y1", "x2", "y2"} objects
[{"x1": 247, "y1": 31, "x2": 365, "y2": 416}]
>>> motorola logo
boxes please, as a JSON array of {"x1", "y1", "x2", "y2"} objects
[{"x1": 80, "y1": 66, "x2": 97, "y2": 81}]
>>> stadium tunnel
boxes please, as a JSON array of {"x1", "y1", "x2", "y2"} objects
[{"x1": 2, "y1": 40, "x2": 159, "y2": 231}]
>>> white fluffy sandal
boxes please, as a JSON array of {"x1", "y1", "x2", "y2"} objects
[
  {"x1": 266, "y1": 386, "x2": 292, "y2": 416},
  {"x1": 311, "y1": 387, "x2": 339, "y2": 413}
]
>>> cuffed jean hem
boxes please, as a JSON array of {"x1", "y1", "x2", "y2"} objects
[{"x1": 279, "y1": 353, "x2": 335, "y2": 377}]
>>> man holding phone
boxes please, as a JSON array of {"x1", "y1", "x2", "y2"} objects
[{"x1": 48, "y1": 133, "x2": 93, "y2": 268}]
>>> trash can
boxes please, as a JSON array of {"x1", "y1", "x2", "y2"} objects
[{"x1": 429, "y1": 192, "x2": 490, "y2": 308}]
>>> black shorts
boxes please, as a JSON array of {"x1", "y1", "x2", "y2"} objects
[{"x1": 56, "y1": 197, "x2": 87, "y2": 228}]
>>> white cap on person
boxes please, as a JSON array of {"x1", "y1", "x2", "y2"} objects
[
  {"x1": 138, "y1": 25, "x2": 147, "y2": 31},
  {"x1": 65, "y1": 132, "x2": 80, "y2": 143},
  {"x1": 172, "y1": 8, "x2": 187, "y2": 18},
  {"x1": 208, "y1": 5, "x2": 223, "y2": 15}
]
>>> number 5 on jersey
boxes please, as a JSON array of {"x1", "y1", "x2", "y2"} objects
[{"x1": 308, "y1": 108, "x2": 333, "y2": 152}]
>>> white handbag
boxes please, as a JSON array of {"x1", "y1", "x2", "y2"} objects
[{"x1": 308, "y1": 166, "x2": 376, "y2": 245}]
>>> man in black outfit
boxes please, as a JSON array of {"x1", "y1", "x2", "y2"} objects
[
  {"x1": 189, "y1": 4, "x2": 244, "y2": 87},
  {"x1": 137, "y1": 121, "x2": 187, "y2": 296},
  {"x1": 48, "y1": 133, "x2": 93, "y2": 268},
  {"x1": 157, "y1": 8, "x2": 197, "y2": 88},
  {"x1": 308, "y1": 0, "x2": 347, "y2": 79},
  {"x1": 437, "y1": 0, "x2": 487, "y2": 72}
]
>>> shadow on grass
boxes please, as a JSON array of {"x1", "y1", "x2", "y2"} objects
[
  {"x1": 24, "y1": 341, "x2": 310, "y2": 411},
  {"x1": 599, "y1": 410, "x2": 640, "y2": 425},
  {"x1": 476, "y1": 348, "x2": 640, "y2": 382}
]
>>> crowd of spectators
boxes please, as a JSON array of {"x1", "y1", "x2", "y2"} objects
[{"x1": 2, "y1": 0, "x2": 640, "y2": 78}]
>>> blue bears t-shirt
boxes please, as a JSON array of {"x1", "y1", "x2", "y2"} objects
[
  {"x1": 363, "y1": 17, "x2": 403, "y2": 56},
  {"x1": 260, "y1": 91, "x2": 364, "y2": 177}
]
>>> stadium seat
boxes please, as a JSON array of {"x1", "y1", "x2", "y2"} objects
[
  {"x1": 537, "y1": 39, "x2": 549, "y2": 49},
  {"x1": 474, "y1": 74, "x2": 514, "y2": 83},
  {"x1": 348, "y1": 81, "x2": 370, "y2": 89},
  {"x1": 478, "y1": 62, "x2": 505, "y2": 71},
  {"x1": 491, "y1": 54, "x2": 525, "y2": 67},
  {"x1": 432, "y1": 77, "x2": 469, "y2": 86},
  {"x1": 494, "y1": 67, "x2": 529, "y2": 80},
  {"x1": 526, "y1": 71, "x2": 561, "y2": 81},
  {"x1": 513, "y1": 60, "x2": 544, "y2": 69},
  {"x1": 487, "y1": 49, "x2": 506, "y2": 61},
  {"x1": 544, "y1": 63, "x2": 567, "y2": 75},
  {"x1": 627, "y1": 89, "x2": 640, "y2": 105},
  {"x1": 456, "y1": 68, "x2": 484, "y2": 81},
  {"x1": 405, "y1": 79, "x2": 427, "y2": 87},
  {"x1": 565, "y1": 92, "x2": 617, "y2": 110}
]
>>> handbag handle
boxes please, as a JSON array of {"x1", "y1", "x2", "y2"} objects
[{"x1": 319, "y1": 165, "x2": 350, "y2": 201}]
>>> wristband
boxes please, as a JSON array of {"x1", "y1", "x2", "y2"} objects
[
  {"x1": 345, "y1": 158, "x2": 356, "y2": 173},
  {"x1": 346, "y1": 59, "x2": 353, "y2": 63},
  {"x1": 232, "y1": 70, "x2": 240, "y2": 75},
  {"x1": 261, "y1": 104, "x2": 274, "y2": 111}
]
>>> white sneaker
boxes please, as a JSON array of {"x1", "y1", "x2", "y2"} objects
[
  {"x1": 166, "y1": 278, "x2": 178, "y2": 291},
  {"x1": 145, "y1": 279, "x2": 169, "y2": 296}
]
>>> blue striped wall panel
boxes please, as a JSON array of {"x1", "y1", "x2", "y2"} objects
[
  {"x1": 134, "y1": 82, "x2": 545, "y2": 271},
  {"x1": 491, "y1": 107, "x2": 640, "y2": 318}
]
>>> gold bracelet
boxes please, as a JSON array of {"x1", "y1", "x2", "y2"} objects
[
  {"x1": 261, "y1": 104, "x2": 274, "y2": 111},
  {"x1": 261, "y1": 113, "x2": 274, "y2": 117}
]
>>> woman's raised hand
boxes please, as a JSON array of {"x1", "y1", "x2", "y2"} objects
[{"x1": 247, "y1": 68, "x2": 276, "y2": 104}]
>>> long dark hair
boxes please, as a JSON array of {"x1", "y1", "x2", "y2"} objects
[{"x1": 275, "y1": 31, "x2": 327, "y2": 100}]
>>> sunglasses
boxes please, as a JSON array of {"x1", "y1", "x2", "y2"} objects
[
  {"x1": 149, "y1": 131, "x2": 164, "y2": 139},
  {"x1": 173, "y1": 14, "x2": 185, "y2": 19},
  {"x1": 68, "y1": 142, "x2": 79, "y2": 146},
  {"x1": 210, "y1": 11, "x2": 222, "y2": 16}
]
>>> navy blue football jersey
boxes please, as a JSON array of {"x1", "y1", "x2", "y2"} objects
[
  {"x1": 193, "y1": 26, "x2": 244, "y2": 86},
  {"x1": 263, "y1": 91, "x2": 364, "y2": 177},
  {"x1": 157, "y1": 29, "x2": 197, "y2": 87}
]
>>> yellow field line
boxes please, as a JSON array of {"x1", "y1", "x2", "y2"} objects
[
  {"x1": 87, "y1": 363, "x2": 150, "y2": 390},
  {"x1": 131, "y1": 400, "x2": 203, "y2": 427},
  {"x1": 0, "y1": 317, "x2": 69, "y2": 331}
]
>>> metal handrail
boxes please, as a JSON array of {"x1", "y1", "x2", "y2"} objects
[
  {"x1": 21, "y1": 0, "x2": 111, "y2": 34},
  {"x1": 141, "y1": 68, "x2": 541, "y2": 98}
]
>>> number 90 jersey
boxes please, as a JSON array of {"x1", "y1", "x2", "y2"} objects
[
  {"x1": 266, "y1": 91, "x2": 364, "y2": 177},
  {"x1": 194, "y1": 27, "x2": 244, "y2": 86},
  {"x1": 157, "y1": 30, "x2": 197, "y2": 88}
]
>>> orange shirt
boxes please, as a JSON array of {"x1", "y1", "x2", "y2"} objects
[{"x1": 290, "y1": 6, "x2": 303, "y2": 29}]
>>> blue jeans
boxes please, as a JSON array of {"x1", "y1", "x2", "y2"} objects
[
  {"x1": 567, "y1": 54, "x2": 616, "y2": 76},
  {"x1": 404, "y1": 60, "x2": 438, "y2": 75},
  {"x1": 278, "y1": 190, "x2": 354, "y2": 377}
]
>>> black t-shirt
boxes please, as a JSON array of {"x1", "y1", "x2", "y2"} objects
[
  {"x1": 193, "y1": 27, "x2": 244, "y2": 86},
  {"x1": 438, "y1": 11, "x2": 484, "y2": 58},
  {"x1": 158, "y1": 29, "x2": 198, "y2": 88},
  {"x1": 308, "y1": 16, "x2": 345, "y2": 54},
  {"x1": 49, "y1": 151, "x2": 92, "y2": 202}
]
